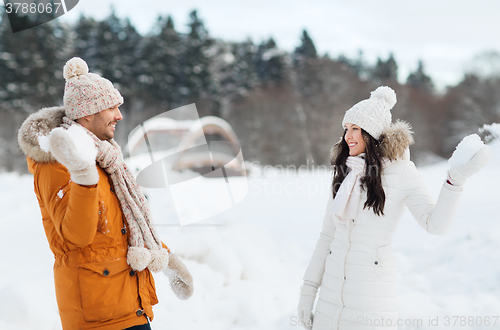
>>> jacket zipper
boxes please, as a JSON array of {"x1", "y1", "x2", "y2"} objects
[{"x1": 337, "y1": 218, "x2": 354, "y2": 329}]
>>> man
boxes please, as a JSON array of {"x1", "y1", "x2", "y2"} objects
[{"x1": 18, "y1": 57, "x2": 193, "y2": 330}]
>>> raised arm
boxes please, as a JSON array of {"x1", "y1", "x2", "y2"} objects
[
  {"x1": 402, "y1": 134, "x2": 491, "y2": 235},
  {"x1": 401, "y1": 161, "x2": 463, "y2": 235},
  {"x1": 35, "y1": 125, "x2": 101, "y2": 247},
  {"x1": 35, "y1": 162, "x2": 99, "y2": 247}
]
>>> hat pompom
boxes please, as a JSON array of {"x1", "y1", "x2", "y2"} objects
[
  {"x1": 63, "y1": 57, "x2": 89, "y2": 81},
  {"x1": 370, "y1": 86, "x2": 397, "y2": 109}
]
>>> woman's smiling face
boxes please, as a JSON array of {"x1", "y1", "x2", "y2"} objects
[{"x1": 344, "y1": 123, "x2": 366, "y2": 156}]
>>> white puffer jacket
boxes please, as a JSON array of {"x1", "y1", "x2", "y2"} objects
[{"x1": 303, "y1": 121, "x2": 463, "y2": 330}]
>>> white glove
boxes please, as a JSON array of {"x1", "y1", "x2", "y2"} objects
[
  {"x1": 162, "y1": 253, "x2": 193, "y2": 300},
  {"x1": 39, "y1": 125, "x2": 98, "y2": 185},
  {"x1": 447, "y1": 134, "x2": 491, "y2": 186},
  {"x1": 297, "y1": 284, "x2": 318, "y2": 330}
]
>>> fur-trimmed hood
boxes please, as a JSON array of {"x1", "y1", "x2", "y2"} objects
[
  {"x1": 378, "y1": 119, "x2": 415, "y2": 161},
  {"x1": 17, "y1": 106, "x2": 66, "y2": 163},
  {"x1": 331, "y1": 119, "x2": 415, "y2": 162}
]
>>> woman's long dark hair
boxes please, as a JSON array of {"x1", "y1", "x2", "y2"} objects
[{"x1": 331, "y1": 128, "x2": 386, "y2": 216}]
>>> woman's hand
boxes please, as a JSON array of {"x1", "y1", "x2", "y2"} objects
[
  {"x1": 297, "y1": 284, "x2": 318, "y2": 330},
  {"x1": 447, "y1": 134, "x2": 491, "y2": 186}
]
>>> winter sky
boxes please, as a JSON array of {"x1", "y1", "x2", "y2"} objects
[{"x1": 59, "y1": 0, "x2": 500, "y2": 91}]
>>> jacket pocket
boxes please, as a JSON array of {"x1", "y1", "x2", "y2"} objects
[
  {"x1": 77, "y1": 258, "x2": 136, "y2": 322},
  {"x1": 372, "y1": 244, "x2": 394, "y2": 279},
  {"x1": 146, "y1": 269, "x2": 158, "y2": 306},
  {"x1": 368, "y1": 248, "x2": 383, "y2": 278}
]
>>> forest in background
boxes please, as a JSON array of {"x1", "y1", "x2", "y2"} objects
[{"x1": 1, "y1": 8, "x2": 499, "y2": 172}]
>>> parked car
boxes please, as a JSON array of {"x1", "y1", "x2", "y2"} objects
[{"x1": 125, "y1": 115, "x2": 247, "y2": 188}]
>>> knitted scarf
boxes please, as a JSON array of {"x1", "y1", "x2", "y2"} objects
[
  {"x1": 61, "y1": 117, "x2": 169, "y2": 272},
  {"x1": 330, "y1": 153, "x2": 393, "y2": 223}
]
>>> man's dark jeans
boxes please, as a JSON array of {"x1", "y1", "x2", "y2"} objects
[{"x1": 123, "y1": 321, "x2": 151, "y2": 330}]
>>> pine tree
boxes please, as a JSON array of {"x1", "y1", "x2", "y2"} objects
[
  {"x1": 72, "y1": 15, "x2": 99, "y2": 62},
  {"x1": 103, "y1": 11, "x2": 140, "y2": 91},
  {"x1": 0, "y1": 9, "x2": 68, "y2": 109},
  {"x1": 338, "y1": 50, "x2": 368, "y2": 79},
  {"x1": 293, "y1": 30, "x2": 321, "y2": 99},
  {"x1": 229, "y1": 39, "x2": 258, "y2": 93},
  {"x1": 406, "y1": 59, "x2": 434, "y2": 92},
  {"x1": 0, "y1": 8, "x2": 70, "y2": 171},
  {"x1": 0, "y1": 10, "x2": 20, "y2": 108},
  {"x1": 178, "y1": 10, "x2": 218, "y2": 114},
  {"x1": 386, "y1": 53, "x2": 398, "y2": 80},
  {"x1": 72, "y1": 8, "x2": 142, "y2": 99},
  {"x1": 136, "y1": 15, "x2": 182, "y2": 109},
  {"x1": 70, "y1": 9, "x2": 143, "y2": 144},
  {"x1": 293, "y1": 29, "x2": 317, "y2": 66},
  {"x1": 214, "y1": 39, "x2": 258, "y2": 105},
  {"x1": 370, "y1": 53, "x2": 398, "y2": 83},
  {"x1": 31, "y1": 18, "x2": 71, "y2": 105},
  {"x1": 254, "y1": 37, "x2": 287, "y2": 86}
]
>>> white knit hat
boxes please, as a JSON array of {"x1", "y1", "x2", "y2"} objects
[
  {"x1": 341, "y1": 86, "x2": 397, "y2": 140},
  {"x1": 63, "y1": 57, "x2": 123, "y2": 120}
]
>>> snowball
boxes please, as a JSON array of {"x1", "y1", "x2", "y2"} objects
[
  {"x1": 66, "y1": 125, "x2": 97, "y2": 165},
  {"x1": 449, "y1": 134, "x2": 485, "y2": 167},
  {"x1": 370, "y1": 86, "x2": 397, "y2": 108},
  {"x1": 45, "y1": 125, "x2": 97, "y2": 170},
  {"x1": 37, "y1": 134, "x2": 50, "y2": 152},
  {"x1": 63, "y1": 57, "x2": 89, "y2": 81},
  {"x1": 57, "y1": 189, "x2": 64, "y2": 199}
]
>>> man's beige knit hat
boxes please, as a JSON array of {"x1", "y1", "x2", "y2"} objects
[{"x1": 63, "y1": 57, "x2": 123, "y2": 120}]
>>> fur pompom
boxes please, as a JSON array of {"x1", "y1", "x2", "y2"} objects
[
  {"x1": 370, "y1": 86, "x2": 397, "y2": 108},
  {"x1": 63, "y1": 57, "x2": 89, "y2": 81},
  {"x1": 148, "y1": 248, "x2": 170, "y2": 273},
  {"x1": 127, "y1": 247, "x2": 151, "y2": 271}
]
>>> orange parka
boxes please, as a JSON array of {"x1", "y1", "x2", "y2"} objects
[{"x1": 28, "y1": 156, "x2": 165, "y2": 330}]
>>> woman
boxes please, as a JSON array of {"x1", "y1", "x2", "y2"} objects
[{"x1": 297, "y1": 86, "x2": 490, "y2": 330}]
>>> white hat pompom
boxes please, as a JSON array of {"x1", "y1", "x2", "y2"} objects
[
  {"x1": 370, "y1": 86, "x2": 397, "y2": 109},
  {"x1": 63, "y1": 57, "x2": 89, "y2": 81}
]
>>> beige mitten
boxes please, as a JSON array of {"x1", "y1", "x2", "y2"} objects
[
  {"x1": 39, "y1": 125, "x2": 98, "y2": 185},
  {"x1": 162, "y1": 253, "x2": 193, "y2": 300}
]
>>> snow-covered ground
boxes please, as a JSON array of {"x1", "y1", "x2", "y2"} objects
[{"x1": 0, "y1": 136, "x2": 499, "y2": 330}]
